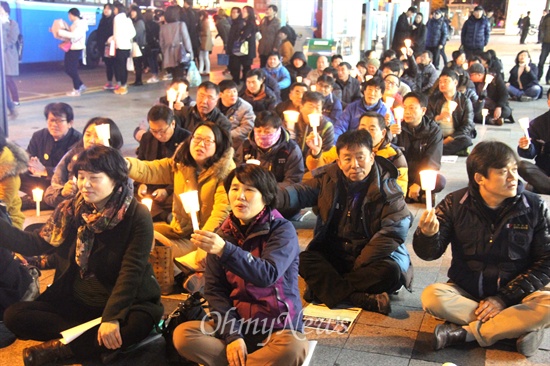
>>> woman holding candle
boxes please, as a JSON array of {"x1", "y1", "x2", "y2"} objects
[
  {"x1": 173, "y1": 164, "x2": 309, "y2": 365},
  {"x1": 126, "y1": 122, "x2": 234, "y2": 275},
  {"x1": 2, "y1": 145, "x2": 163, "y2": 366},
  {"x1": 507, "y1": 50, "x2": 542, "y2": 102},
  {"x1": 44, "y1": 118, "x2": 123, "y2": 208}
]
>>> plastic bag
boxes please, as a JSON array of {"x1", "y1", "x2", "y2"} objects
[
  {"x1": 187, "y1": 61, "x2": 201, "y2": 87},
  {"x1": 127, "y1": 57, "x2": 134, "y2": 72}
]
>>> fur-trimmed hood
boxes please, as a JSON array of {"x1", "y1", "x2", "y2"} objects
[{"x1": 0, "y1": 141, "x2": 29, "y2": 181}]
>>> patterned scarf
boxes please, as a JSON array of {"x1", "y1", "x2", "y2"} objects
[
  {"x1": 40, "y1": 181, "x2": 134, "y2": 278},
  {"x1": 226, "y1": 206, "x2": 268, "y2": 247}
]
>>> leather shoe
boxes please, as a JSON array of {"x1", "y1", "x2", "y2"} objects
[
  {"x1": 433, "y1": 322, "x2": 467, "y2": 350},
  {"x1": 349, "y1": 292, "x2": 391, "y2": 315},
  {"x1": 23, "y1": 339, "x2": 73, "y2": 366}
]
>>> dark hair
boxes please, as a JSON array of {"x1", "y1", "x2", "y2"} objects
[
  {"x1": 547, "y1": 88, "x2": 550, "y2": 99},
  {"x1": 174, "y1": 121, "x2": 231, "y2": 169},
  {"x1": 384, "y1": 73, "x2": 401, "y2": 87},
  {"x1": 338, "y1": 62, "x2": 352, "y2": 70},
  {"x1": 164, "y1": 5, "x2": 181, "y2": 23},
  {"x1": 466, "y1": 141, "x2": 519, "y2": 189},
  {"x1": 514, "y1": 50, "x2": 531, "y2": 65},
  {"x1": 331, "y1": 54, "x2": 343, "y2": 62},
  {"x1": 362, "y1": 76, "x2": 385, "y2": 94},
  {"x1": 82, "y1": 117, "x2": 124, "y2": 150},
  {"x1": 302, "y1": 91, "x2": 324, "y2": 105},
  {"x1": 72, "y1": 145, "x2": 128, "y2": 186},
  {"x1": 130, "y1": 5, "x2": 143, "y2": 21},
  {"x1": 290, "y1": 82, "x2": 309, "y2": 91},
  {"x1": 231, "y1": 7, "x2": 241, "y2": 16},
  {"x1": 408, "y1": 6, "x2": 418, "y2": 13},
  {"x1": 218, "y1": 79, "x2": 238, "y2": 92},
  {"x1": 364, "y1": 49, "x2": 377, "y2": 59},
  {"x1": 113, "y1": 2, "x2": 127, "y2": 15},
  {"x1": 381, "y1": 49, "x2": 396, "y2": 62},
  {"x1": 1, "y1": 1, "x2": 10, "y2": 14},
  {"x1": 198, "y1": 81, "x2": 220, "y2": 95},
  {"x1": 356, "y1": 60, "x2": 368, "y2": 70},
  {"x1": 198, "y1": 10, "x2": 208, "y2": 20},
  {"x1": 439, "y1": 68, "x2": 459, "y2": 81},
  {"x1": 170, "y1": 79, "x2": 190, "y2": 90},
  {"x1": 452, "y1": 50, "x2": 465, "y2": 62},
  {"x1": 147, "y1": 105, "x2": 175, "y2": 125},
  {"x1": 322, "y1": 66, "x2": 338, "y2": 79},
  {"x1": 336, "y1": 129, "x2": 373, "y2": 156},
  {"x1": 316, "y1": 75, "x2": 334, "y2": 87},
  {"x1": 267, "y1": 51, "x2": 281, "y2": 59},
  {"x1": 224, "y1": 164, "x2": 278, "y2": 209},
  {"x1": 403, "y1": 91, "x2": 428, "y2": 108},
  {"x1": 267, "y1": 4, "x2": 278, "y2": 13},
  {"x1": 102, "y1": 3, "x2": 114, "y2": 15},
  {"x1": 243, "y1": 5, "x2": 255, "y2": 23},
  {"x1": 422, "y1": 50, "x2": 433, "y2": 60},
  {"x1": 254, "y1": 110, "x2": 282, "y2": 129},
  {"x1": 360, "y1": 111, "x2": 385, "y2": 130},
  {"x1": 44, "y1": 102, "x2": 74, "y2": 122},
  {"x1": 68, "y1": 8, "x2": 82, "y2": 19},
  {"x1": 246, "y1": 68, "x2": 266, "y2": 81},
  {"x1": 381, "y1": 60, "x2": 402, "y2": 75}
]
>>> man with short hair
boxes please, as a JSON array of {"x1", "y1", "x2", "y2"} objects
[
  {"x1": 20, "y1": 102, "x2": 82, "y2": 203},
  {"x1": 517, "y1": 89, "x2": 550, "y2": 194},
  {"x1": 331, "y1": 54, "x2": 343, "y2": 69},
  {"x1": 136, "y1": 105, "x2": 191, "y2": 222},
  {"x1": 381, "y1": 60, "x2": 412, "y2": 96},
  {"x1": 239, "y1": 69, "x2": 278, "y2": 113},
  {"x1": 176, "y1": 81, "x2": 231, "y2": 133},
  {"x1": 334, "y1": 77, "x2": 394, "y2": 140},
  {"x1": 278, "y1": 129, "x2": 413, "y2": 314},
  {"x1": 275, "y1": 82, "x2": 308, "y2": 118},
  {"x1": 426, "y1": 69, "x2": 475, "y2": 156},
  {"x1": 425, "y1": 9, "x2": 448, "y2": 70},
  {"x1": 468, "y1": 63, "x2": 511, "y2": 125},
  {"x1": 392, "y1": 6, "x2": 417, "y2": 54},
  {"x1": 258, "y1": 4, "x2": 281, "y2": 68},
  {"x1": 306, "y1": 56, "x2": 329, "y2": 85},
  {"x1": 217, "y1": 80, "x2": 255, "y2": 150},
  {"x1": 316, "y1": 75, "x2": 343, "y2": 123},
  {"x1": 417, "y1": 50, "x2": 438, "y2": 94},
  {"x1": 461, "y1": 5, "x2": 490, "y2": 58},
  {"x1": 263, "y1": 51, "x2": 291, "y2": 97},
  {"x1": 336, "y1": 62, "x2": 362, "y2": 109},
  {"x1": 414, "y1": 141, "x2": 550, "y2": 357}
]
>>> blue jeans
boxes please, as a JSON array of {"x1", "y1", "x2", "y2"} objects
[{"x1": 508, "y1": 84, "x2": 542, "y2": 99}]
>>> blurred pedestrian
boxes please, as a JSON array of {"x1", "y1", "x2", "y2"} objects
[
  {"x1": 160, "y1": 5, "x2": 193, "y2": 81},
  {"x1": 425, "y1": 9, "x2": 448, "y2": 70},
  {"x1": 227, "y1": 6, "x2": 257, "y2": 84},
  {"x1": 57, "y1": 8, "x2": 88, "y2": 97},
  {"x1": 520, "y1": 11, "x2": 530, "y2": 44},
  {"x1": 258, "y1": 4, "x2": 281, "y2": 68},
  {"x1": 144, "y1": 9, "x2": 160, "y2": 83},
  {"x1": 460, "y1": 6, "x2": 490, "y2": 58},
  {"x1": 110, "y1": 3, "x2": 135, "y2": 95},
  {"x1": 411, "y1": 12, "x2": 426, "y2": 56},
  {"x1": 130, "y1": 5, "x2": 146, "y2": 86},
  {"x1": 198, "y1": 10, "x2": 213, "y2": 76},
  {"x1": 0, "y1": 2, "x2": 20, "y2": 106},
  {"x1": 96, "y1": 4, "x2": 116, "y2": 90}
]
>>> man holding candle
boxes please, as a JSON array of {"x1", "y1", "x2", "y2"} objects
[
  {"x1": 413, "y1": 141, "x2": 550, "y2": 357},
  {"x1": 391, "y1": 6, "x2": 417, "y2": 56},
  {"x1": 278, "y1": 129, "x2": 413, "y2": 314},
  {"x1": 517, "y1": 89, "x2": 550, "y2": 194},
  {"x1": 217, "y1": 80, "x2": 255, "y2": 151},
  {"x1": 426, "y1": 69, "x2": 475, "y2": 156},
  {"x1": 468, "y1": 63, "x2": 511, "y2": 125}
]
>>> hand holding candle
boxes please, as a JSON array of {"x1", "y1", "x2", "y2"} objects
[
  {"x1": 518, "y1": 117, "x2": 530, "y2": 140},
  {"x1": 310, "y1": 84, "x2": 317, "y2": 92},
  {"x1": 180, "y1": 190, "x2": 200, "y2": 231},
  {"x1": 283, "y1": 110, "x2": 300, "y2": 133},
  {"x1": 166, "y1": 88, "x2": 178, "y2": 110},
  {"x1": 32, "y1": 188, "x2": 43, "y2": 217},
  {"x1": 393, "y1": 106, "x2": 404, "y2": 126},
  {"x1": 483, "y1": 74, "x2": 494, "y2": 90},
  {"x1": 419, "y1": 170, "x2": 438, "y2": 210},
  {"x1": 308, "y1": 113, "x2": 321, "y2": 145}
]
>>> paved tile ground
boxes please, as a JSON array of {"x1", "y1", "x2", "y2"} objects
[{"x1": 0, "y1": 33, "x2": 549, "y2": 365}]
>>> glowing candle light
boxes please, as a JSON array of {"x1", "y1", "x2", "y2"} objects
[
  {"x1": 308, "y1": 113, "x2": 321, "y2": 145},
  {"x1": 419, "y1": 170, "x2": 438, "y2": 210},
  {"x1": 180, "y1": 190, "x2": 200, "y2": 231},
  {"x1": 393, "y1": 106, "x2": 404, "y2": 126},
  {"x1": 94, "y1": 123, "x2": 110, "y2": 147},
  {"x1": 481, "y1": 108, "x2": 489, "y2": 126},
  {"x1": 142, "y1": 198, "x2": 153, "y2": 211},
  {"x1": 166, "y1": 88, "x2": 178, "y2": 110},
  {"x1": 32, "y1": 188, "x2": 43, "y2": 217},
  {"x1": 518, "y1": 118, "x2": 531, "y2": 140}
]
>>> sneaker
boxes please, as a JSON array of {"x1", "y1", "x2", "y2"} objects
[
  {"x1": 162, "y1": 73, "x2": 173, "y2": 81},
  {"x1": 78, "y1": 84, "x2": 87, "y2": 93},
  {"x1": 130, "y1": 81, "x2": 143, "y2": 86},
  {"x1": 456, "y1": 148, "x2": 470, "y2": 157},
  {"x1": 517, "y1": 329, "x2": 544, "y2": 357},
  {"x1": 103, "y1": 83, "x2": 115, "y2": 90},
  {"x1": 146, "y1": 75, "x2": 159, "y2": 84},
  {"x1": 114, "y1": 86, "x2": 128, "y2": 95},
  {"x1": 519, "y1": 95, "x2": 533, "y2": 102},
  {"x1": 66, "y1": 89, "x2": 80, "y2": 97},
  {"x1": 349, "y1": 292, "x2": 391, "y2": 315}
]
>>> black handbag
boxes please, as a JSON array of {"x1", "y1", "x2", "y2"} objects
[{"x1": 161, "y1": 292, "x2": 208, "y2": 363}]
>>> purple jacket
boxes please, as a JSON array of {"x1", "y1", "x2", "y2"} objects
[{"x1": 204, "y1": 208, "x2": 303, "y2": 344}]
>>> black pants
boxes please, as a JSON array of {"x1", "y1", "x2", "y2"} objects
[
  {"x1": 64, "y1": 50, "x2": 83, "y2": 90},
  {"x1": 518, "y1": 160, "x2": 550, "y2": 194},
  {"x1": 463, "y1": 47, "x2": 483, "y2": 60},
  {"x1": 426, "y1": 46, "x2": 442, "y2": 69},
  {"x1": 4, "y1": 297, "x2": 155, "y2": 358},
  {"x1": 520, "y1": 28, "x2": 529, "y2": 44},
  {"x1": 6, "y1": 76, "x2": 19, "y2": 102},
  {"x1": 103, "y1": 56, "x2": 116, "y2": 82},
  {"x1": 0, "y1": 248, "x2": 31, "y2": 320},
  {"x1": 443, "y1": 135, "x2": 473, "y2": 155},
  {"x1": 299, "y1": 249, "x2": 401, "y2": 308},
  {"x1": 132, "y1": 56, "x2": 144, "y2": 83},
  {"x1": 114, "y1": 49, "x2": 130, "y2": 86},
  {"x1": 146, "y1": 48, "x2": 160, "y2": 75},
  {"x1": 538, "y1": 42, "x2": 550, "y2": 82},
  {"x1": 473, "y1": 98, "x2": 511, "y2": 123},
  {"x1": 229, "y1": 54, "x2": 252, "y2": 83},
  {"x1": 259, "y1": 54, "x2": 269, "y2": 68}
]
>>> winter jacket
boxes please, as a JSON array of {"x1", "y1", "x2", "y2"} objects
[
  {"x1": 413, "y1": 184, "x2": 550, "y2": 306},
  {"x1": 235, "y1": 128, "x2": 304, "y2": 187},
  {"x1": 205, "y1": 207, "x2": 303, "y2": 344},
  {"x1": 175, "y1": 105, "x2": 231, "y2": 134},
  {"x1": 461, "y1": 15, "x2": 490, "y2": 50},
  {"x1": 111, "y1": 13, "x2": 135, "y2": 50},
  {"x1": 180, "y1": 7, "x2": 200, "y2": 58},
  {"x1": 541, "y1": 14, "x2": 550, "y2": 44},
  {"x1": 425, "y1": 17, "x2": 448, "y2": 48},
  {"x1": 0, "y1": 142, "x2": 28, "y2": 229},
  {"x1": 336, "y1": 77, "x2": 362, "y2": 109},
  {"x1": 132, "y1": 18, "x2": 146, "y2": 48},
  {"x1": 418, "y1": 63, "x2": 438, "y2": 93},
  {"x1": 518, "y1": 110, "x2": 550, "y2": 176},
  {"x1": 215, "y1": 15, "x2": 231, "y2": 48},
  {"x1": 508, "y1": 63, "x2": 541, "y2": 94},
  {"x1": 286, "y1": 52, "x2": 312, "y2": 82},
  {"x1": 58, "y1": 18, "x2": 88, "y2": 51},
  {"x1": 334, "y1": 98, "x2": 394, "y2": 140},
  {"x1": 411, "y1": 22, "x2": 426, "y2": 54},
  {"x1": 0, "y1": 198, "x2": 164, "y2": 323},
  {"x1": 145, "y1": 19, "x2": 160, "y2": 49},
  {"x1": 258, "y1": 16, "x2": 281, "y2": 56},
  {"x1": 279, "y1": 39, "x2": 294, "y2": 65},
  {"x1": 278, "y1": 161, "x2": 413, "y2": 289},
  {"x1": 97, "y1": 14, "x2": 114, "y2": 56},
  {"x1": 199, "y1": 17, "x2": 213, "y2": 52},
  {"x1": 392, "y1": 12, "x2": 413, "y2": 52},
  {"x1": 2, "y1": 19, "x2": 20, "y2": 76},
  {"x1": 426, "y1": 92, "x2": 475, "y2": 139},
  {"x1": 218, "y1": 97, "x2": 255, "y2": 151},
  {"x1": 228, "y1": 16, "x2": 257, "y2": 60},
  {"x1": 322, "y1": 93, "x2": 343, "y2": 124},
  {"x1": 127, "y1": 147, "x2": 235, "y2": 240},
  {"x1": 394, "y1": 116, "x2": 443, "y2": 188},
  {"x1": 159, "y1": 21, "x2": 193, "y2": 69},
  {"x1": 263, "y1": 64, "x2": 291, "y2": 90},
  {"x1": 239, "y1": 84, "x2": 278, "y2": 114},
  {"x1": 294, "y1": 115, "x2": 335, "y2": 160}
]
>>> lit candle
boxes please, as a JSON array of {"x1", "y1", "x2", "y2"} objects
[
  {"x1": 404, "y1": 39, "x2": 412, "y2": 48},
  {"x1": 393, "y1": 106, "x2": 404, "y2": 126},
  {"x1": 400, "y1": 47, "x2": 407, "y2": 57},
  {"x1": 283, "y1": 110, "x2": 300, "y2": 133},
  {"x1": 166, "y1": 89, "x2": 178, "y2": 110},
  {"x1": 483, "y1": 74, "x2": 494, "y2": 90},
  {"x1": 176, "y1": 83, "x2": 187, "y2": 102},
  {"x1": 462, "y1": 62, "x2": 469, "y2": 70},
  {"x1": 384, "y1": 96, "x2": 395, "y2": 110},
  {"x1": 180, "y1": 190, "x2": 200, "y2": 231},
  {"x1": 518, "y1": 118, "x2": 530, "y2": 140},
  {"x1": 447, "y1": 101, "x2": 458, "y2": 113},
  {"x1": 308, "y1": 113, "x2": 321, "y2": 145},
  {"x1": 481, "y1": 108, "x2": 489, "y2": 126},
  {"x1": 419, "y1": 170, "x2": 438, "y2": 210},
  {"x1": 296, "y1": 76, "x2": 303, "y2": 83},
  {"x1": 246, "y1": 159, "x2": 261, "y2": 165},
  {"x1": 310, "y1": 85, "x2": 317, "y2": 92},
  {"x1": 94, "y1": 123, "x2": 110, "y2": 147},
  {"x1": 32, "y1": 188, "x2": 43, "y2": 217},
  {"x1": 142, "y1": 198, "x2": 153, "y2": 211}
]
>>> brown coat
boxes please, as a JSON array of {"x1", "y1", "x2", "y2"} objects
[{"x1": 199, "y1": 18, "x2": 213, "y2": 52}]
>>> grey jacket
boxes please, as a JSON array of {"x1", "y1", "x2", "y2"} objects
[
  {"x1": 159, "y1": 21, "x2": 193, "y2": 68},
  {"x1": 219, "y1": 97, "x2": 255, "y2": 151},
  {"x1": 2, "y1": 19, "x2": 19, "y2": 76}
]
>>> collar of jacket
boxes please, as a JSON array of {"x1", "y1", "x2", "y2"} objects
[
  {"x1": 174, "y1": 145, "x2": 234, "y2": 186},
  {"x1": 219, "y1": 206, "x2": 283, "y2": 242},
  {"x1": 191, "y1": 106, "x2": 221, "y2": 122},
  {"x1": 362, "y1": 97, "x2": 383, "y2": 111},
  {"x1": 218, "y1": 98, "x2": 242, "y2": 116}
]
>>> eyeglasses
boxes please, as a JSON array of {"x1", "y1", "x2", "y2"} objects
[
  {"x1": 47, "y1": 118, "x2": 68, "y2": 125},
  {"x1": 385, "y1": 80, "x2": 400, "y2": 87},
  {"x1": 150, "y1": 125, "x2": 172, "y2": 135},
  {"x1": 191, "y1": 136, "x2": 216, "y2": 147}
]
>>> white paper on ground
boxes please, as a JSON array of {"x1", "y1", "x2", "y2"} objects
[
  {"x1": 441, "y1": 155, "x2": 458, "y2": 163},
  {"x1": 60, "y1": 317, "x2": 102, "y2": 345}
]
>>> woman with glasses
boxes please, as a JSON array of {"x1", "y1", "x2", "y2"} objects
[
  {"x1": 126, "y1": 122, "x2": 234, "y2": 287},
  {"x1": 173, "y1": 164, "x2": 309, "y2": 365}
]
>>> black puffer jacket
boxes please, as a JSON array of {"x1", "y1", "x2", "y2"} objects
[
  {"x1": 413, "y1": 184, "x2": 550, "y2": 306},
  {"x1": 426, "y1": 91, "x2": 475, "y2": 139}
]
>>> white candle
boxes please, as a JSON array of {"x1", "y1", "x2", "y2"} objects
[
  {"x1": 246, "y1": 159, "x2": 261, "y2": 165},
  {"x1": 142, "y1": 198, "x2": 153, "y2": 211},
  {"x1": 447, "y1": 101, "x2": 458, "y2": 113},
  {"x1": 296, "y1": 76, "x2": 303, "y2": 83},
  {"x1": 419, "y1": 170, "x2": 438, "y2": 210},
  {"x1": 167, "y1": 89, "x2": 178, "y2": 110},
  {"x1": 94, "y1": 123, "x2": 110, "y2": 147},
  {"x1": 462, "y1": 62, "x2": 469, "y2": 70},
  {"x1": 308, "y1": 113, "x2": 321, "y2": 145},
  {"x1": 180, "y1": 190, "x2": 200, "y2": 231},
  {"x1": 393, "y1": 106, "x2": 404, "y2": 126},
  {"x1": 32, "y1": 188, "x2": 43, "y2": 217},
  {"x1": 283, "y1": 110, "x2": 300, "y2": 132},
  {"x1": 384, "y1": 96, "x2": 395, "y2": 110},
  {"x1": 481, "y1": 109, "x2": 489, "y2": 126},
  {"x1": 404, "y1": 39, "x2": 411, "y2": 48},
  {"x1": 176, "y1": 83, "x2": 187, "y2": 102},
  {"x1": 310, "y1": 85, "x2": 317, "y2": 92},
  {"x1": 518, "y1": 118, "x2": 531, "y2": 140},
  {"x1": 365, "y1": 75, "x2": 373, "y2": 81},
  {"x1": 400, "y1": 47, "x2": 407, "y2": 57}
]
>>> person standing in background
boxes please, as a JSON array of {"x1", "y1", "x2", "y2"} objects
[
  {"x1": 198, "y1": 10, "x2": 213, "y2": 76},
  {"x1": 258, "y1": 5, "x2": 281, "y2": 68},
  {"x1": 57, "y1": 8, "x2": 88, "y2": 97},
  {"x1": 129, "y1": 5, "x2": 146, "y2": 86},
  {"x1": 96, "y1": 4, "x2": 116, "y2": 90},
  {"x1": 411, "y1": 12, "x2": 426, "y2": 57},
  {"x1": 425, "y1": 9, "x2": 448, "y2": 70},
  {"x1": 391, "y1": 6, "x2": 417, "y2": 56},
  {"x1": 0, "y1": 2, "x2": 20, "y2": 107},
  {"x1": 537, "y1": 11, "x2": 550, "y2": 84},
  {"x1": 227, "y1": 6, "x2": 257, "y2": 84},
  {"x1": 181, "y1": 0, "x2": 200, "y2": 66},
  {"x1": 538, "y1": 10, "x2": 548, "y2": 44},
  {"x1": 109, "y1": 3, "x2": 135, "y2": 95},
  {"x1": 144, "y1": 9, "x2": 161, "y2": 84},
  {"x1": 520, "y1": 11, "x2": 531, "y2": 44},
  {"x1": 460, "y1": 5, "x2": 490, "y2": 59}
]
